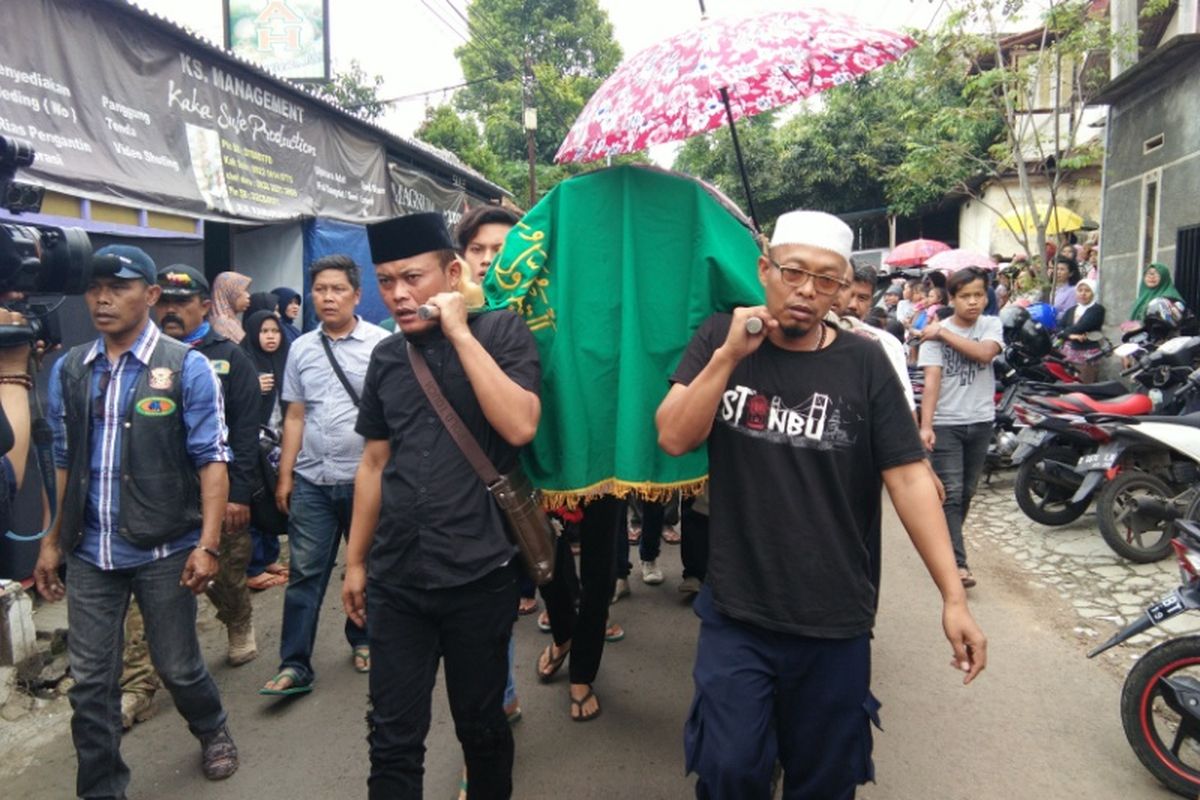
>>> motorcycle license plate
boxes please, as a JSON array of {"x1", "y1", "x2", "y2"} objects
[
  {"x1": 1147, "y1": 592, "x2": 1186, "y2": 624},
  {"x1": 1017, "y1": 428, "x2": 1050, "y2": 446},
  {"x1": 1077, "y1": 450, "x2": 1118, "y2": 472}
]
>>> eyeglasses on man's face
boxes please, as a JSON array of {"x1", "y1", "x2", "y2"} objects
[{"x1": 767, "y1": 258, "x2": 849, "y2": 296}]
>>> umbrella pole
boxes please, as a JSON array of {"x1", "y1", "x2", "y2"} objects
[{"x1": 719, "y1": 87, "x2": 760, "y2": 232}]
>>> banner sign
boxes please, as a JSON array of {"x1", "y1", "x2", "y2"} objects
[
  {"x1": 388, "y1": 161, "x2": 469, "y2": 231},
  {"x1": 0, "y1": 0, "x2": 388, "y2": 223},
  {"x1": 224, "y1": 0, "x2": 330, "y2": 82}
]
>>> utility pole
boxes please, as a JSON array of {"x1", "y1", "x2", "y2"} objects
[{"x1": 523, "y1": 55, "x2": 537, "y2": 209}]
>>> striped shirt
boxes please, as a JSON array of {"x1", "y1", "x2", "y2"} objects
[{"x1": 48, "y1": 321, "x2": 231, "y2": 570}]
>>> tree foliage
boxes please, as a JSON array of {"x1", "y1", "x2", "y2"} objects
[
  {"x1": 416, "y1": 0, "x2": 628, "y2": 204},
  {"x1": 325, "y1": 59, "x2": 386, "y2": 120}
]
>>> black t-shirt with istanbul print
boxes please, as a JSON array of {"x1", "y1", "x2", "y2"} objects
[{"x1": 672, "y1": 313, "x2": 924, "y2": 638}]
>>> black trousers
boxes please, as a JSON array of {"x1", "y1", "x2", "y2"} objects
[
  {"x1": 539, "y1": 495, "x2": 621, "y2": 685},
  {"x1": 680, "y1": 499, "x2": 710, "y2": 581},
  {"x1": 365, "y1": 565, "x2": 518, "y2": 800}
]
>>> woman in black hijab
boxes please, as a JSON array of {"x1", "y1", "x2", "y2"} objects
[
  {"x1": 242, "y1": 309, "x2": 291, "y2": 588},
  {"x1": 272, "y1": 285, "x2": 303, "y2": 343},
  {"x1": 242, "y1": 309, "x2": 289, "y2": 427}
]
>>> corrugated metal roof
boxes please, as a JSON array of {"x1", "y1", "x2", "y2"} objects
[{"x1": 108, "y1": 0, "x2": 509, "y2": 200}]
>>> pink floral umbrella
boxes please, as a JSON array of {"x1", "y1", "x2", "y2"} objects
[
  {"x1": 883, "y1": 239, "x2": 951, "y2": 268},
  {"x1": 925, "y1": 249, "x2": 999, "y2": 275},
  {"x1": 555, "y1": 9, "x2": 916, "y2": 228}
]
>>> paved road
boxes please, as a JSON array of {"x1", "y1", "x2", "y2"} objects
[{"x1": 2, "y1": 496, "x2": 1173, "y2": 798}]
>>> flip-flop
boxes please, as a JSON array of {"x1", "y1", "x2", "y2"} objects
[
  {"x1": 259, "y1": 668, "x2": 312, "y2": 696},
  {"x1": 569, "y1": 686, "x2": 601, "y2": 722},
  {"x1": 247, "y1": 572, "x2": 287, "y2": 591},
  {"x1": 537, "y1": 643, "x2": 570, "y2": 683},
  {"x1": 662, "y1": 526, "x2": 681, "y2": 545},
  {"x1": 352, "y1": 645, "x2": 371, "y2": 673},
  {"x1": 536, "y1": 613, "x2": 552, "y2": 634},
  {"x1": 518, "y1": 597, "x2": 539, "y2": 616},
  {"x1": 604, "y1": 623, "x2": 625, "y2": 643},
  {"x1": 264, "y1": 562, "x2": 289, "y2": 576}
]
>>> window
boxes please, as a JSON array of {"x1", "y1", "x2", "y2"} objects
[
  {"x1": 1144, "y1": 134, "x2": 1165, "y2": 154},
  {"x1": 1141, "y1": 173, "x2": 1161, "y2": 273}
]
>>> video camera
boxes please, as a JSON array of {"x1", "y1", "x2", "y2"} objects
[{"x1": 0, "y1": 135, "x2": 93, "y2": 348}]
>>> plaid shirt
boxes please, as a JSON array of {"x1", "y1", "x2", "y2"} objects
[{"x1": 48, "y1": 321, "x2": 231, "y2": 570}]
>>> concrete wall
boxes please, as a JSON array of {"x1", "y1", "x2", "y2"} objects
[
  {"x1": 231, "y1": 222, "x2": 305, "y2": 314},
  {"x1": 1098, "y1": 53, "x2": 1200, "y2": 326},
  {"x1": 957, "y1": 171, "x2": 1101, "y2": 258}
]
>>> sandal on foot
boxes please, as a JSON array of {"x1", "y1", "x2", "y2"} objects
[
  {"x1": 247, "y1": 572, "x2": 286, "y2": 591},
  {"x1": 958, "y1": 567, "x2": 977, "y2": 588},
  {"x1": 352, "y1": 645, "x2": 371, "y2": 673},
  {"x1": 537, "y1": 642, "x2": 570, "y2": 683},
  {"x1": 569, "y1": 686, "x2": 601, "y2": 722},
  {"x1": 536, "y1": 612, "x2": 552, "y2": 633},
  {"x1": 604, "y1": 622, "x2": 625, "y2": 643},
  {"x1": 518, "y1": 597, "x2": 539, "y2": 616},
  {"x1": 259, "y1": 668, "x2": 312, "y2": 696}
]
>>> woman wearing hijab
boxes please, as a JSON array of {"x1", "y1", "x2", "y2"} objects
[
  {"x1": 1059, "y1": 278, "x2": 1106, "y2": 383},
  {"x1": 272, "y1": 285, "x2": 303, "y2": 343},
  {"x1": 246, "y1": 291, "x2": 281, "y2": 318},
  {"x1": 242, "y1": 310, "x2": 289, "y2": 428},
  {"x1": 242, "y1": 309, "x2": 290, "y2": 589},
  {"x1": 1130, "y1": 263, "x2": 1185, "y2": 321},
  {"x1": 211, "y1": 271, "x2": 252, "y2": 343}
]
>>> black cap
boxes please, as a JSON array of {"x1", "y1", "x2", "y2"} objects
[
  {"x1": 157, "y1": 264, "x2": 210, "y2": 297},
  {"x1": 367, "y1": 212, "x2": 454, "y2": 264},
  {"x1": 93, "y1": 245, "x2": 156, "y2": 283}
]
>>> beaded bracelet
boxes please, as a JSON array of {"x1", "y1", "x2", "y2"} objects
[{"x1": 0, "y1": 373, "x2": 33, "y2": 390}]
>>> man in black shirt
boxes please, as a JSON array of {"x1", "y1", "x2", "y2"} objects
[
  {"x1": 342, "y1": 212, "x2": 541, "y2": 800},
  {"x1": 657, "y1": 210, "x2": 987, "y2": 799}
]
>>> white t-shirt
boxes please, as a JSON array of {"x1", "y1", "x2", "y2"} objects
[
  {"x1": 917, "y1": 315, "x2": 1004, "y2": 425},
  {"x1": 839, "y1": 315, "x2": 915, "y2": 411}
]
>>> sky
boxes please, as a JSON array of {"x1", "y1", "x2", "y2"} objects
[{"x1": 136, "y1": 0, "x2": 960, "y2": 157}]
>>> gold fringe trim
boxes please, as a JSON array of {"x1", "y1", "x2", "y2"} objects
[{"x1": 538, "y1": 476, "x2": 708, "y2": 511}]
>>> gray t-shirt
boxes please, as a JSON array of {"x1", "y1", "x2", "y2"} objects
[{"x1": 917, "y1": 315, "x2": 1003, "y2": 426}]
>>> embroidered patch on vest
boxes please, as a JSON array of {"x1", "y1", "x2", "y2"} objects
[
  {"x1": 135, "y1": 397, "x2": 177, "y2": 417},
  {"x1": 210, "y1": 360, "x2": 230, "y2": 375},
  {"x1": 148, "y1": 367, "x2": 174, "y2": 390}
]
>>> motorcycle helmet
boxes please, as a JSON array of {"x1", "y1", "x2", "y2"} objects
[
  {"x1": 1000, "y1": 305, "x2": 1030, "y2": 345},
  {"x1": 1026, "y1": 301, "x2": 1057, "y2": 332},
  {"x1": 1017, "y1": 319, "x2": 1053, "y2": 358},
  {"x1": 1144, "y1": 297, "x2": 1184, "y2": 329}
]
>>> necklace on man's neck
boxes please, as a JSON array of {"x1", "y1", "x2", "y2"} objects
[{"x1": 807, "y1": 321, "x2": 827, "y2": 352}]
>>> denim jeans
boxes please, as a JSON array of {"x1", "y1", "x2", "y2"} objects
[
  {"x1": 930, "y1": 421, "x2": 993, "y2": 568},
  {"x1": 278, "y1": 474, "x2": 367, "y2": 684},
  {"x1": 366, "y1": 565, "x2": 518, "y2": 799},
  {"x1": 66, "y1": 550, "x2": 226, "y2": 799}
]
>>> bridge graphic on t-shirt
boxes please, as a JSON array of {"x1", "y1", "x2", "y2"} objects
[{"x1": 719, "y1": 385, "x2": 854, "y2": 450}]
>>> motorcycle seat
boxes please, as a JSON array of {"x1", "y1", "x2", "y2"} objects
[
  {"x1": 1031, "y1": 392, "x2": 1154, "y2": 416},
  {"x1": 1024, "y1": 379, "x2": 1127, "y2": 399}
]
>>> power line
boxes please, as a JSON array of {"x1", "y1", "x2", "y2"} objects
[
  {"x1": 417, "y1": 0, "x2": 472, "y2": 44},
  {"x1": 343, "y1": 73, "x2": 511, "y2": 108}
]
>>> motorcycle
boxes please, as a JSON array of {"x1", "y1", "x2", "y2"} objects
[
  {"x1": 1088, "y1": 511, "x2": 1200, "y2": 797},
  {"x1": 1010, "y1": 338, "x2": 1200, "y2": 527}
]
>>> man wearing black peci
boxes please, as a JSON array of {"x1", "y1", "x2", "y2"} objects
[{"x1": 342, "y1": 212, "x2": 541, "y2": 799}]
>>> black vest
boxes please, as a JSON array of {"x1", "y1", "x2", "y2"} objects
[{"x1": 58, "y1": 334, "x2": 202, "y2": 554}]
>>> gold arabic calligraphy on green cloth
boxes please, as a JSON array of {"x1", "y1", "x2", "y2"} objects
[{"x1": 484, "y1": 165, "x2": 764, "y2": 508}]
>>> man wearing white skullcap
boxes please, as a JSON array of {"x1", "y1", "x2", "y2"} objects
[{"x1": 656, "y1": 209, "x2": 987, "y2": 798}]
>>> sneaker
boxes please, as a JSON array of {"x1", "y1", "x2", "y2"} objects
[
  {"x1": 120, "y1": 691, "x2": 154, "y2": 731},
  {"x1": 641, "y1": 560, "x2": 664, "y2": 585},
  {"x1": 199, "y1": 724, "x2": 239, "y2": 781},
  {"x1": 611, "y1": 577, "x2": 631, "y2": 605},
  {"x1": 226, "y1": 622, "x2": 258, "y2": 667},
  {"x1": 678, "y1": 576, "x2": 702, "y2": 596}
]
